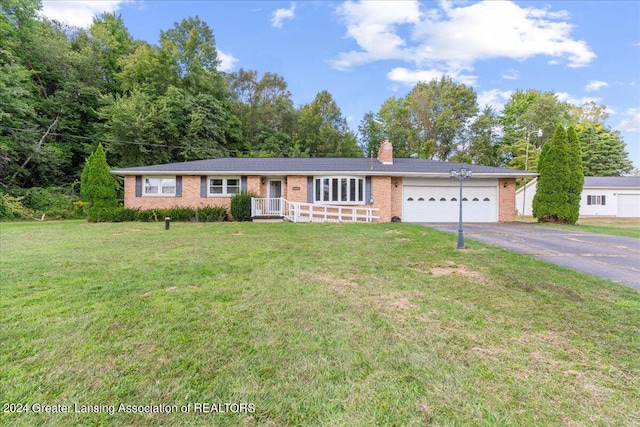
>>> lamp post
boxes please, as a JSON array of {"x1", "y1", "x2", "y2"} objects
[
  {"x1": 449, "y1": 167, "x2": 472, "y2": 249},
  {"x1": 521, "y1": 128, "x2": 543, "y2": 216}
]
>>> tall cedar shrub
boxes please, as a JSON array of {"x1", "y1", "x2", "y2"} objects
[
  {"x1": 565, "y1": 126, "x2": 584, "y2": 223},
  {"x1": 80, "y1": 143, "x2": 118, "y2": 222},
  {"x1": 533, "y1": 125, "x2": 580, "y2": 223},
  {"x1": 230, "y1": 192, "x2": 256, "y2": 221}
]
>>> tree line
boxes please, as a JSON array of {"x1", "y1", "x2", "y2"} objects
[{"x1": 1, "y1": 0, "x2": 635, "y2": 195}]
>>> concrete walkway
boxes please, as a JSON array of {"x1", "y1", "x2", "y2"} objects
[{"x1": 422, "y1": 223, "x2": 640, "y2": 291}]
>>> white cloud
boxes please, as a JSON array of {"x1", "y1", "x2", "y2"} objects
[
  {"x1": 271, "y1": 2, "x2": 296, "y2": 29},
  {"x1": 387, "y1": 67, "x2": 477, "y2": 87},
  {"x1": 501, "y1": 69, "x2": 519, "y2": 81},
  {"x1": 333, "y1": 0, "x2": 595, "y2": 82},
  {"x1": 387, "y1": 67, "x2": 446, "y2": 86},
  {"x1": 40, "y1": 1, "x2": 129, "y2": 28},
  {"x1": 477, "y1": 89, "x2": 513, "y2": 111},
  {"x1": 333, "y1": 0, "x2": 422, "y2": 70},
  {"x1": 217, "y1": 50, "x2": 238, "y2": 73},
  {"x1": 585, "y1": 80, "x2": 609, "y2": 92},
  {"x1": 617, "y1": 108, "x2": 640, "y2": 133},
  {"x1": 556, "y1": 92, "x2": 601, "y2": 106}
]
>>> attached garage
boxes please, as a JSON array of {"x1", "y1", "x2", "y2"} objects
[{"x1": 403, "y1": 178, "x2": 499, "y2": 223}]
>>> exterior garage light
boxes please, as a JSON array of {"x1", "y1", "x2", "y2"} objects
[{"x1": 450, "y1": 167, "x2": 472, "y2": 249}]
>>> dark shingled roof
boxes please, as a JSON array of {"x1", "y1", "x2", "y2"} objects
[
  {"x1": 584, "y1": 176, "x2": 640, "y2": 188},
  {"x1": 111, "y1": 157, "x2": 537, "y2": 177}
]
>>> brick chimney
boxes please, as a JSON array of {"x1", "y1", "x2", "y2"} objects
[{"x1": 377, "y1": 139, "x2": 393, "y2": 165}]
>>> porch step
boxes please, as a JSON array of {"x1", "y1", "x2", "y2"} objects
[{"x1": 252, "y1": 217, "x2": 285, "y2": 223}]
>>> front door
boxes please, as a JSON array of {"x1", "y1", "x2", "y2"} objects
[
  {"x1": 267, "y1": 179, "x2": 283, "y2": 215},
  {"x1": 268, "y1": 180, "x2": 283, "y2": 199}
]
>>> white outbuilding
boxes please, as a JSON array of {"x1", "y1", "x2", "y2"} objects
[{"x1": 516, "y1": 176, "x2": 640, "y2": 218}]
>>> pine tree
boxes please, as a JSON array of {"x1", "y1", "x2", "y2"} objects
[
  {"x1": 533, "y1": 125, "x2": 572, "y2": 222},
  {"x1": 577, "y1": 124, "x2": 634, "y2": 176},
  {"x1": 80, "y1": 143, "x2": 118, "y2": 222}
]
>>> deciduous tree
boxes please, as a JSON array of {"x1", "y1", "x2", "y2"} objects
[
  {"x1": 297, "y1": 91, "x2": 360, "y2": 157},
  {"x1": 405, "y1": 76, "x2": 478, "y2": 161}
]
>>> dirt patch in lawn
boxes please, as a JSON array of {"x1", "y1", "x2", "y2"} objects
[
  {"x1": 310, "y1": 273, "x2": 423, "y2": 316},
  {"x1": 310, "y1": 274, "x2": 361, "y2": 296},
  {"x1": 409, "y1": 260, "x2": 486, "y2": 282},
  {"x1": 372, "y1": 290, "x2": 424, "y2": 313},
  {"x1": 432, "y1": 265, "x2": 484, "y2": 281}
]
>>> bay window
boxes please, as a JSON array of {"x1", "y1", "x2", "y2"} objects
[{"x1": 314, "y1": 177, "x2": 364, "y2": 203}]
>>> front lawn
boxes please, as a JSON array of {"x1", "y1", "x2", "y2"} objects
[{"x1": 1, "y1": 221, "x2": 638, "y2": 426}]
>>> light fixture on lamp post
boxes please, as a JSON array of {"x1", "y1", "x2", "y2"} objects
[
  {"x1": 521, "y1": 128, "x2": 543, "y2": 217},
  {"x1": 450, "y1": 167, "x2": 472, "y2": 249}
]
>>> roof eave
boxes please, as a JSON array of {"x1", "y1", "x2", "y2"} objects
[{"x1": 111, "y1": 169, "x2": 539, "y2": 178}]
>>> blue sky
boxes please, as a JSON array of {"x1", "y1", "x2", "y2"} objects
[{"x1": 41, "y1": 1, "x2": 640, "y2": 170}]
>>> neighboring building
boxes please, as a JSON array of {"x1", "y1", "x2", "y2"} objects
[
  {"x1": 111, "y1": 141, "x2": 537, "y2": 223},
  {"x1": 516, "y1": 176, "x2": 640, "y2": 218}
]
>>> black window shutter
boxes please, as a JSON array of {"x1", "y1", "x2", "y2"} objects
[
  {"x1": 241, "y1": 176, "x2": 247, "y2": 192},
  {"x1": 366, "y1": 176, "x2": 372, "y2": 204},
  {"x1": 307, "y1": 177, "x2": 313, "y2": 203},
  {"x1": 175, "y1": 176, "x2": 182, "y2": 197},
  {"x1": 201, "y1": 176, "x2": 207, "y2": 197},
  {"x1": 135, "y1": 176, "x2": 142, "y2": 197},
  {"x1": 602, "y1": 195, "x2": 605, "y2": 205}
]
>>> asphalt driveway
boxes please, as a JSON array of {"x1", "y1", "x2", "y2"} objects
[{"x1": 422, "y1": 223, "x2": 640, "y2": 291}]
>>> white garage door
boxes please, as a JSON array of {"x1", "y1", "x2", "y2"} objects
[
  {"x1": 617, "y1": 194, "x2": 640, "y2": 217},
  {"x1": 403, "y1": 184, "x2": 497, "y2": 223}
]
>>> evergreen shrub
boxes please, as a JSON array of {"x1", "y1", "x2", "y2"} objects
[
  {"x1": 197, "y1": 206, "x2": 227, "y2": 222},
  {"x1": 100, "y1": 206, "x2": 227, "y2": 222},
  {"x1": 230, "y1": 192, "x2": 256, "y2": 221}
]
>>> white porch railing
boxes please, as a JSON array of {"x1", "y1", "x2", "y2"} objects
[
  {"x1": 251, "y1": 197, "x2": 284, "y2": 217},
  {"x1": 251, "y1": 198, "x2": 379, "y2": 223}
]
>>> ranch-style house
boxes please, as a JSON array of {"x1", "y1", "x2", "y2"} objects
[{"x1": 111, "y1": 141, "x2": 538, "y2": 223}]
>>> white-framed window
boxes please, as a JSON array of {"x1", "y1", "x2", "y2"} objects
[
  {"x1": 143, "y1": 176, "x2": 176, "y2": 196},
  {"x1": 314, "y1": 177, "x2": 364, "y2": 203},
  {"x1": 208, "y1": 177, "x2": 240, "y2": 196},
  {"x1": 587, "y1": 195, "x2": 606, "y2": 205}
]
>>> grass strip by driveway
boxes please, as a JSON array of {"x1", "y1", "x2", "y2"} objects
[
  {"x1": 1, "y1": 221, "x2": 639, "y2": 426},
  {"x1": 518, "y1": 217, "x2": 640, "y2": 239}
]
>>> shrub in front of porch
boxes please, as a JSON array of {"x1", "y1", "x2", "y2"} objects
[{"x1": 230, "y1": 191, "x2": 257, "y2": 221}]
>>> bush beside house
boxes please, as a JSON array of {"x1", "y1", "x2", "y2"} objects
[
  {"x1": 532, "y1": 125, "x2": 584, "y2": 224},
  {"x1": 230, "y1": 192, "x2": 257, "y2": 221},
  {"x1": 80, "y1": 143, "x2": 119, "y2": 222}
]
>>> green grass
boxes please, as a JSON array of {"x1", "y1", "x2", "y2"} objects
[
  {"x1": 518, "y1": 216, "x2": 640, "y2": 238},
  {"x1": 1, "y1": 221, "x2": 639, "y2": 426}
]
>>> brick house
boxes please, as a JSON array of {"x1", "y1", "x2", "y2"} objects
[{"x1": 111, "y1": 141, "x2": 537, "y2": 223}]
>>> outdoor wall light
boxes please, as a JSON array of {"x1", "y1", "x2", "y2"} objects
[
  {"x1": 394, "y1": 181, "x2": 399, "y2": 188},
  {"x1": 261, "y1": 178, "x2": 265, "y2": 185},
  {"x1": 503, "y1": 181, "x2": 508, "y2": 188}
]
